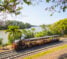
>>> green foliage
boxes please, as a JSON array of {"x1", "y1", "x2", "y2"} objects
[
  {"x1": 0, "y1": 0, "x2": 66, "y2": 16},
  {"x1": 45, "y1": 0, "x2": 67, "y2": 15},
  {"x1": 25, "y1": 23, "x2": 32, "y2": 28},
  {"x1": 22, "y1": 27, "x2": 52, "y2": 38},
  {"x1": 31, "y1": 28, "x2": 35, "y2": 31},
  {"x1": 46, "y1": 0, "x2": 50, "y2": 2},
  {"x1": 23, "y1": 0, "x2": 31, "y2": 5},
  {"x1": 22, "y1": 28, "x2": 35, "y2": 39},
  {"x1": 46, "y1": 31, "x2": 53, "y2": 35},
  {"x1": 40, "y1": 24, "x2": 47, "y2": 31},
  {"x1": 0, "y1": 0, "x2": 22, "y2": 15},
  {"x1": 0, "y1": 38, "x2": 3, "y2": 45},
  {"x1": 34, "y1": 31, "x2": 47, "y2": 37},
  {"x1": 0, "y1": 0, "x2": 32, "y2": 15},
  {"x1": 6, "y1": 25, "x2": 22, "y2": 43},
  {"x1": 34, "y1": 32, "x2": 44, "y2": 37},
  {"x1": 49, "y1": 18, "x2": 67, "y2": 35},
  {"x1": 0, "y1": 20, "x2": 32, "y2": 30}
]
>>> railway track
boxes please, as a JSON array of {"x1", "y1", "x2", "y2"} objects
[{"x1": 0, "y1": 40, "x2": 67, "y2": 59}]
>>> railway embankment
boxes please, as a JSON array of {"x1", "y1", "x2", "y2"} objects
[
  {"x1": 0, "y1": 37, "x2": 67, "y2": 59},
  {"x1": 23, "y1": 44, "x2": 67, "y2": 59}
]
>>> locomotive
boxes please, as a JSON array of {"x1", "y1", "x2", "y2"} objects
[{"x1": 12, "y1": 35, "x2": 60, "y2": 51}]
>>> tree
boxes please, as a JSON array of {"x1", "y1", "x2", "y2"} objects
[
  {"x1": 0, "y1": 20, "x2": 32, "y2": 30},
  {"x1": 25, "y1": 23, "x2": 32, "y2": 28},
  {"x1": 0, "y1": 38, "x2": 3, "y2": 45},
  {"x1": 0, "y1": 0, "x2": 32, "y2": 15},
  {"x1": 40, "y1": 24, "x2": 47, "y2": 31},
  {"x1": 31, "y1": 28, "x2": 35, "y2": 32},
  {"x1": 22, "y1": 29, "x2": 35, "y2": 39},
  {"x1": 0, "y1": 0, "x2": 66, "y2": 16},
  {"x1": 0, "y1": 0, "x2": 22, "y2": 15},
  {"x1": 6, "y1": 25, "x2": 22, "y2": 43},
  {"x1": 31, "y1": 0, "x2": 67, "y2": 15},
  {"x1": 25, "y1": 0, "x2": 67, "y2": 15},
  {"x1": 5, "y1": 20, "x2": 25, "y2": 29},
  {"x1": 45, "y1": 0, "x2": 67, "y2": 15},
  {"x1": 49, "y1": 18, "x2": 67, "y2": 35},
  {"x1": 34, "y1": 31, "x2": 48, "y2": 37}
]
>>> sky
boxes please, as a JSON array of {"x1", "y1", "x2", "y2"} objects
[{"x1": 3, "y1": 1, "x2": 67, "y2": 25}]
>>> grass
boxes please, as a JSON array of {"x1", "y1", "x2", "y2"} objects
[
  {"x1": 24, "y1": 44, "x2": 67, "y2": 59},
  {"x1": 0, "y1": 30, "x2": 6, "y2": 31},
  {"x1": 63, "y1": 35, "x2": 67, "y2": 38}
]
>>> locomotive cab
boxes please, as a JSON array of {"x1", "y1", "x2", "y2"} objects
[{"x1": 12, "y1": 40, "x2": 20, "y2": 50}]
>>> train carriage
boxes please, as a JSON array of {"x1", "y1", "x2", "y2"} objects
[{"x1": 12, "y1": 35, "x2": 60, "y2": 51}]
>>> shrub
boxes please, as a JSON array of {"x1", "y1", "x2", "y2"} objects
[{"x1": 0, "y1": 38, "x2": 3, "y2": 45}]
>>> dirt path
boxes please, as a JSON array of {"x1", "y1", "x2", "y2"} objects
[
  {"x1": 0, "y1": 45, "x2": 12, "y2": 52},
  {"x1": 35, "y1": 48, "x2": 67, "y2": 59}
]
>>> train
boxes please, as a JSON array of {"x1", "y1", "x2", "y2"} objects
[{"x1": 12, "y1": 35, "x2": 60, "y2": 51}]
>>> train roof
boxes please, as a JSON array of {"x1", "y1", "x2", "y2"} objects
[
  {"x1": 23, "y1": 35, "x2": 59, "y2": 41},
  {"x1": 14, "y1": 35, "x2": 59, "y2": 42}
]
